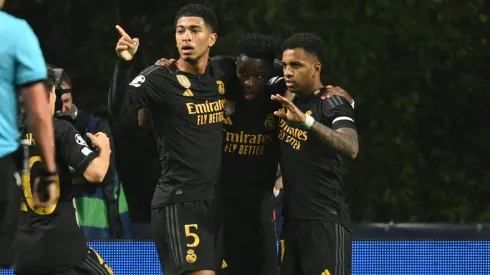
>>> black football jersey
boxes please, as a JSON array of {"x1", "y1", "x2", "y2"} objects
[
  {"x1": 14, "y1": 118, "x2": 97, "y2": 274},
  {"x1": 109, "y1": 60, "x2": 232, "y2": 207},
  {"x1": 211, "y1": 56, "x2": 286, "y2": 215},
  {"x1": 278, "y1": 88, "x2": 356, "y2": 227}
]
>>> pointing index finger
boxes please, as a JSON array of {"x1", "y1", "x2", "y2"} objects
[{"x1": 115, "y1": 25, "x2": 130, "y2": 38}]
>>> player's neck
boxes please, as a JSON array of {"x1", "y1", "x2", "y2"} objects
[
  {"x1": 297, "y1": 80, "x2": 324, "y2": 98},
  {"x1": 177, "y1": 54, "x2": 209, "y2": 75}
]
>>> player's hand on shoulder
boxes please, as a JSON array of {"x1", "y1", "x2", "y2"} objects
[
  {"x1": 115, "y1": 25, "x2": 139, "y2": 61},
  {"x1": 321, "y1": 85, "x2": 355, "y2": 108},
  {"x1": 155, "y1": 58, "x2": 177, "y2": 72},
  {"x1": 87, "y1": 132, "x2": 111, "y2": 153}
]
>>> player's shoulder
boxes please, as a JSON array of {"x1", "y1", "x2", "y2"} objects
[
  {"x1": 210, "y1": 55, "x2": 237, "y2": 78},
  {"x1": 53, "y1": 118, "x2": 79, "y2": 139},
  {"x1": 322, "y1": 94, "x2": 352, "y2": 109},
  {"x1": 319, "y1": 93, "x2": 355, "y2": 121},
  {"x1": 54, "y1": 118, "x2": 90, "y2": 148},
  {"x1": 267, "y1": 76, "x2": 284, "y2": 86},
  {"x1": 210, "y1": 55, "x2": 236, "y2": 68},
  {"x1": 266, "y1": 76, "x2": 285, "y2": 96},
  {"x1": 131, "y1": 65, "x2": 174, "y2": 88},
  {"x1": 271, "y1": 59, "x2": 283, "y2": 75},
  {"x1": 140, "y1": 64, "x2": 172, "y2": 76},
  {"x1": 53, "y1": 118, "x2": 73, "y2": 132}
]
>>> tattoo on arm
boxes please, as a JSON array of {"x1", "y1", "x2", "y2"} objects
[{"x1": 310, "y1": 122, "x2": 359, "y2": 159}]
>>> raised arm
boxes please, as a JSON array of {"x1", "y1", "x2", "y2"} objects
[
  {"x1": 108, "y1": 25, "x2": 171, "y2": 117},
  {"x1": 108, "y1": 25, "x2": 140, "y2": 116}
]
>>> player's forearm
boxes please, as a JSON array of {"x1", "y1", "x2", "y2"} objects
[
  {"x1": 310, "y1": 122, "x2": 359, "y2": 159},
  {"x1": 23, "y1": 83, "x2": 56, "y2": 172},
  {"x1": 83, "y1": 148, "x2": 111, "y2": 183},
  {"x1": 108, "y1": 60, "x2": 133, "y2": 116}
]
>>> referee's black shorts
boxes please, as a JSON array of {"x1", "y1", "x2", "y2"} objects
[
  {"x1": 0, "y1": 152, "x2": 20, "y2": 267},
  {"x1": 151, "y1": 200, "x2": 222, "y2": 275},
  {"x1": 280, "y1": 219, "x2": 352, "y2": 275}
]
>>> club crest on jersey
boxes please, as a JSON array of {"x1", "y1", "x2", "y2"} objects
[
  {"x1": 216, "y1": 80, "x2": 225, "y2": 94},
  {"x1": 264, "y1": 113, "x2": 276, "y2": 130},
  {"x1": 186, "y1": 249, "x2": 197, "y2": 263},
  {"x1": 305, "y1": 110, "x2": 312, "y2": 116},
  {"x1": 176, "y1": 75, "x2": 191, "y2": 89},
  {"x1": 224, "y1": 99, "x2": 235, "y2": 116}
]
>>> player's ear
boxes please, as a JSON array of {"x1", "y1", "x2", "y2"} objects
[
  {"x1": 208, "y1": 32, "x2": 217, "y2": 47},
  {"x1": 312, "y1": 61, "x2": 321, "y2": 78}
]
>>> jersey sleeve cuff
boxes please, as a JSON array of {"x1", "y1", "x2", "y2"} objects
[
  {"x1": 116, "y1": 59, "x2": 133, "y2": 70},
  {"x1": 332, "y1": 116, "x2": 356, "y2": 131},
  {"x1": 76, "y1": 152, "x2": 97, "y2": 174},
  {"x1": 17, "y1": 75, "x2": 46, "y2": 87}
]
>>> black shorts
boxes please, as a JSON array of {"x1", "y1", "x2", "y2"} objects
[
  {"x1": 15, "y1": 247, "x2": 113, "y2": 275},
  {"x1": 151, "y1": 200, "x2": 222, "y2": 275},
  {"x1": 280, "y1": 219, "x2": 352, "y2": 275},
  {"x1": 219, "y1": 195, "x2": 277, "y2": 275},
  {"x1": 0, "y1": 153, "x2": 20, "y2": 267}
]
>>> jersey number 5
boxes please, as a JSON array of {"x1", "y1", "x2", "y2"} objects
[
  {"x1": 184, "y1": 224, "x2": 200, "y2": 247},
  {"x1": 20, "y1": 156, "x2": 60, "y2": 215}
]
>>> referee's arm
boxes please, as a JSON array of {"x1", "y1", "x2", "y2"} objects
[{"x1": 16, "y1": 21, "x2": 56, "y2": 172}]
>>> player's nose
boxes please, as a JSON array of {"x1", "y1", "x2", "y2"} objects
[
  {"x1": 283, "y1": 67, "x2": 293, "y2": 77},
  {"x1": 244, "y1": 78, "x2": 256, "y2": 87},
  {"x1": 182, "y1": 30, "x2": 192, "y2": 41}
]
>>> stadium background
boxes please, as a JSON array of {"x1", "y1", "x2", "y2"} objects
[{"x1": 3, "y1": 0, "x2": 490, "y2": 274}]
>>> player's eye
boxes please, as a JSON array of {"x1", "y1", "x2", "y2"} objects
[{"x1": 176, "y1": 29, "x2": 184, "y2": 34}]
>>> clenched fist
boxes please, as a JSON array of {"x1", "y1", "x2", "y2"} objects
[{"x1": 87, "y1": 132, "x2": 111, "y2": 153}]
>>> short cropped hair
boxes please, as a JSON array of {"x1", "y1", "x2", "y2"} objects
[
  {"x1": 43, "y1": 66, "x2": 56, "y2": 92},
  {"x1": 238, "y1": 33, "x2": 275, "y2": 64},
  {"x1": 281, "y1": 33, "x2": 325, "y2": 63},
  {"x1": 175, "y1": 4, "x2": 218, "y2": 32}
]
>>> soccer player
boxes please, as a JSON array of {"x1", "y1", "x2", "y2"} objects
[
  {"x1": 272, "y1": 33, "x2": 359, "y2": 275},
  {"x1": 14, "y1": 66, "x2": 113, "y2": 275},
  {"x1": 108, "y1": 4, "x2": 232, "y2": 275},
  {"x1": 0, "y1": 1, "x2": 56, "y2": 267},
  {"x1": 216, "y1": 34, "x2": 282, "y2": 275}
]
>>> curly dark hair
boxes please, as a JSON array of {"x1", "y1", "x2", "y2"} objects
[
  {"x1": 281, "y1": 33, "x2": 325, "y2": 63},
  {"x1": 175, "y1": 4, "x2": 218, "y2": 32},
  {"x1": 238, "y1": 33, "x2": 275, "y2": 64}
]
